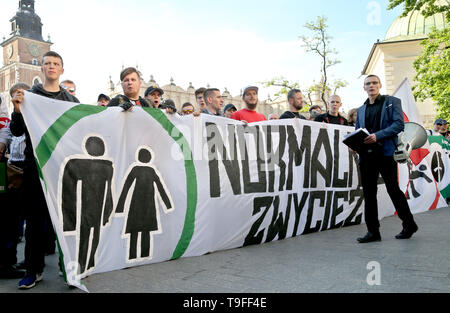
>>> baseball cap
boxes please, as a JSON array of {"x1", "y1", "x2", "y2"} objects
[
  {"x1": 435, "y1": 118, "x2": 448, "y2": 125},
  {"x1": 242, "y1": 85, "x2": 259, "y2": 97},
  {"x1": 97, "y1": 93, "x2": 110, "y2": 102},
  {"x1": 224, "y1": 104, "x2": 237, "y2": 113},
  {"x1": 160, "y1": 99, "x2": 176, "y2": 111},
  {"x1": 145, "y1": 86, "x2": 164, "y2": 97}
]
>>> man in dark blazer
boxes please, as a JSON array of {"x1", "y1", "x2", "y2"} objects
[{"x1": 355, "y1": 75, "x2": 418, "y2": 243}]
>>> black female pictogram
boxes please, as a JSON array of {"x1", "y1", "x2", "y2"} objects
[{"x1": 116, "y1": 147, "x2": 173, "y2": 262}]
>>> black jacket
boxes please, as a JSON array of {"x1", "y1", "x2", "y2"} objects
[
  {"x1": 314, "y1": 112, "x2": 348, "y2": 126},
  {"x1": 10, "y1": 84, "x2": 80, "y2": 169},
  {"x1": 107, "y1": 95, "x2": 151, "y2": 108},
  {"x1": 280, "y1": 111, "x2": 306, "y2": 120}
]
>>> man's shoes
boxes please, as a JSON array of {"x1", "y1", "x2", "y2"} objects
[
  {"x1": 18, "y1": 272, "x2": 43, "y2": 290},
  {"x1": 395, "y1": 224, "x2": 419, "y2": 240},
  {"x1": 357, "y1": 232, "x2": 382, "y2": 243},
  {"x1": 0, "y1": 266, "x2": 26, "y2": 279}
]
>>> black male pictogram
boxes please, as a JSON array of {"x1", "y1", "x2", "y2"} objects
[{"x1": 60, "y1": 136, "x2": 114, "y2": 275}]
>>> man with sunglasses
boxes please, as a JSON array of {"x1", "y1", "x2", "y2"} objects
[
  {"x1": 181, "y1": 103, "x2": 195, "y2": 116},
  {"x1": 60, "y1": 80, "x2": 77, "y2": 97}
]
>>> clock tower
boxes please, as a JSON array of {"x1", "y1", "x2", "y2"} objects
[{"x1": 0, "y1": 0, "x2": 52, "y2": 114}]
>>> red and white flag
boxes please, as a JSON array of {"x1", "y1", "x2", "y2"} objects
[
  {"x1": 0, "y1": 94, "x2": 11, "y2": 130},
  {"x1": 393, "y1": 78, "x2": 446, "y2": 211}
]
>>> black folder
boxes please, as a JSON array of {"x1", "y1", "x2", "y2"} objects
[{"x1": 343, "y1": 128, "x2": 370, "y2": 153}]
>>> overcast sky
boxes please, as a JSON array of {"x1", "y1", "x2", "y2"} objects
[{"x1": 0, "y1": 0, "x2": 403, "y2": 110}]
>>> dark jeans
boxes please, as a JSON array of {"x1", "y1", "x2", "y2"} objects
[
  {"x1": 23, "y1": 164, "x2": 52, "y2": 275},
  {"x1": 0, "y1": 190, "x2": 21, "y2": 267},
  {"x1": 359, "y1": 153, "x2": 416, "y2": 234},
  {"x1": 0, "y1": 157, "x2": 23, "y2": 267},
  {"x1": 9, "y1": 161, "x2": 26, "y2": 239},
  {"x1": 7, "y1": 187, "x2": 26, "y2": 239}
]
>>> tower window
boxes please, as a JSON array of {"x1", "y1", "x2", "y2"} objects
[{"x1": 32, "y1": 59, "x2": 38, "y2": 65}]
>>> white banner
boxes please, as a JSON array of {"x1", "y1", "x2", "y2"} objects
[{"x1": 20, "y1": 92, "x2": 445, "y2": 291}]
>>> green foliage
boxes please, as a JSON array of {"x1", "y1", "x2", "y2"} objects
[
  {"x1": 262, "y1": 16, "x2": 348, "y2": 110},
  {"x1": 387, "y1": 0, "x2": 450, "y2": 20},
  {"x1": 261, "y1": 16, "x2": 348, "y2": 112},
  {"x1": 413, "y1": 27, "x2": 450, "y2": 119},
  {"x1": 300, "y1": 16, "x2": 341, "y2": 106},
  {"x1": 331, "y1": 79, "x2": 349, "y2": 94},
  {"x1": 388, "y1": 0, "x2": 449, "y2": 119},
  {"x1": 260, "y1": 77, "x2": 310, "y2": 113},
  {"x1": 260, "y1": 77, "x2": 300, "y2": 98}
]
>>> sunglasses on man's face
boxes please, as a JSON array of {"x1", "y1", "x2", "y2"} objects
[
  {"x1": 61, "y1": 85, "x2": 75, "y2": 93},
  {"x1": 183, "y1": 109, "x2": 194, "y2": 114}
]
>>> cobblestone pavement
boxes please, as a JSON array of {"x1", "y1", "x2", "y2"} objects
[{"x1": 1, "y1": 207, "x2": 449, "y2": 293}]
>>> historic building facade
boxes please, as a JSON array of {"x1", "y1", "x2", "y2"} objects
[
  {"x1": 362, "y1": 1, "x2": 448, "y2": 128},
  {"x1": 0, "y1": 0, "x2": 52, "y2": 114}
]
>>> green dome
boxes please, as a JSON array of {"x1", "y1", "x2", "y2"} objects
[{"x1": 384, "y1": 1, "x2": 448, "y2": 42}]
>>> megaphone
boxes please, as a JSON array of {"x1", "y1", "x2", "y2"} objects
[{"x1": 394, "y1": 122, "x2": 428, "y2": 164}]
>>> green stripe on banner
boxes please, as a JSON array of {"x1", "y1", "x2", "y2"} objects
[
  {"x1": 56, "y1": 237, "x2": 85, "y2": 288},
  {"x1": 35, "y1": 105, "x2": 197, "y2": 261},
  {"x1": 142, "y1": 108, "x2": 198, "y2": 260},
  {"x1": 56, "y1": 238, "x2": 67, "y2": 281},
  {"x1": 441, "y1": 185, "x2": 450, "y2": 199},
  {"x1": 34, "y1": 157, "x2": 48, "y2": 192},
  {"x1": 35, "y1": 105, "x2": 106, "y2": 169},
  {"x1": 428, "y1": 136, "x2": 450, "y2": 150}
]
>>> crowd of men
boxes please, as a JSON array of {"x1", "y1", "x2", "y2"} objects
[
  {"x1": 85, "y1": 65, "x2": 351, "y2": 124},
  {"x1": 0, "y1": 50, "x2": 447, "y2": 290}
]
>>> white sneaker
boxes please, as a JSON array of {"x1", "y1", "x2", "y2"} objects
[{"x1": 36, "y1": 272, "x2": 43, "y2": 282}]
